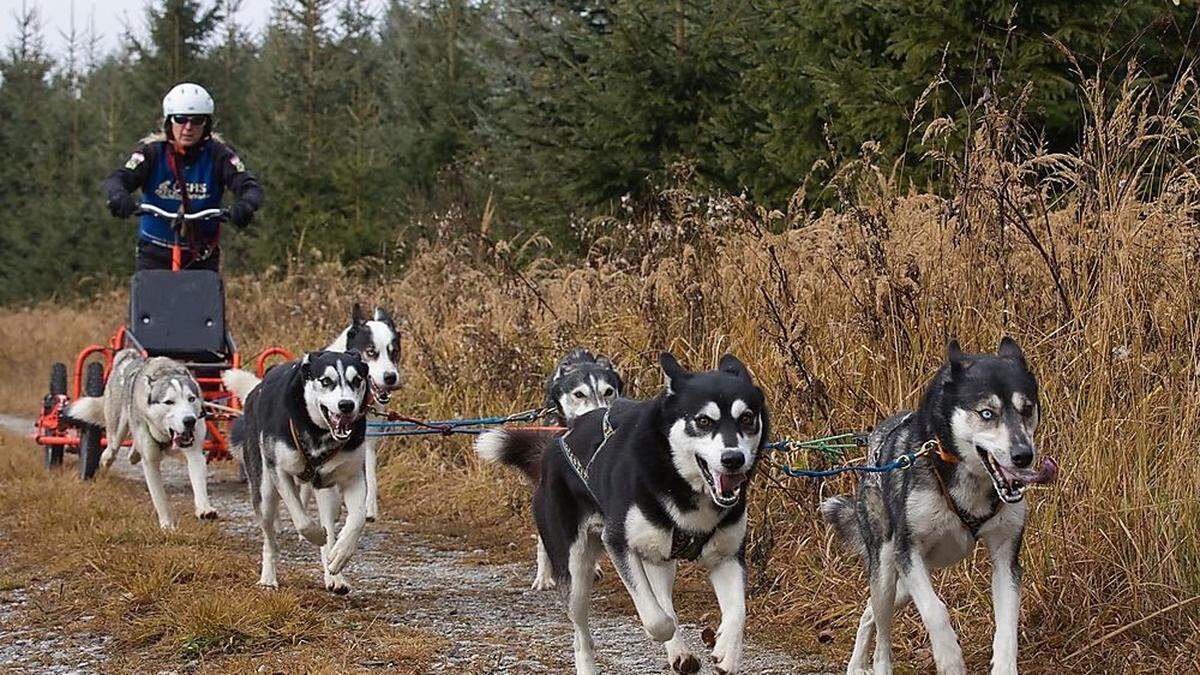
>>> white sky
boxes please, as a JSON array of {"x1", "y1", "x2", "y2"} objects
[{"x1": 0, "y1": 0, "x2": 275, "y2": 61}]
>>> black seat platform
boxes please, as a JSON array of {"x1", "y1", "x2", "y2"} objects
[{"x1": 128, "y1": 270, "x2": 230, "y2": 362}]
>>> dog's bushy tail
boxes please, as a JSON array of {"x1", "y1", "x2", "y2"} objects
[
  {"x1": 820, "y1": 495, "x2": 864, "y2": 555},
  {"x1": 474, "y1": 428, "x2": 555, "y2": 483},
  {"x1": 63, "y1": 396, "x2": 105, "y2": 428},
  {"x1": 221, "y1": 369, "x2": 262, "y2": 403}
]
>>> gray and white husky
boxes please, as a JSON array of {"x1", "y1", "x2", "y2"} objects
[
  {"x1": 821, "y1": 338, "x2": 1059, "y2": 675},
  {"x1": 477, "y1": 353, "x2": 767, "y2": 675},
  {"x1": 224, "y1": 351, "x2": 371, "y2": 593},
  {"x1": 65, "y1": 348, "x2": 215, "y2": 529}
]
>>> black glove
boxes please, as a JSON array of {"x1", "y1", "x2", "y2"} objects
[
  {"x1": 229, "y1": 200, "x2": 255, "y2": 229},
  {"x1": 107, "y1": 192, "x2": 138, "y2": 218}
]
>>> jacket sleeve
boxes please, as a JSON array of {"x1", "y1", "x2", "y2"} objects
[
  {"x1": 100, "y1": 143, "x2": 156, "y2": 203},
  {"x1": 214, "y1": 142, "x2": 265, "y2": 212}
]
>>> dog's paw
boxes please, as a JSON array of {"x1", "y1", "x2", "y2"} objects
[
  {"x1": 100, "y1": 448, "x2": 116, "y2": 468},
  {"x1": 531, "y1": 569, "x2": 556, "y2": 591},
  {"x1": 158, "y1": 519, "x2": 177, "y2": 531},
  {"x1": 670, "y1": 653, "x2": 701, "y2": 674},
  {"x1": 129, "y1": 450, "x2": 141, "y2": 465},
  {"x1": 593, "y1": 562, "x2": 603, "y2": 581},
  {"x1": 196, "y1": 508, "x2": 219, "y2": 521},
  {"x1": 299, "y1": 523, "x2": 327, "y2": 546},
  {"x1": 711, "y1": 634, "x2": 743, "y2": 675},
  {"x1": 257, "y1": 575, "x2": 278, "y2": 589},
  {"x1": 324, "y1": 572, "x2": 351, "y2": 595},
  {"x1": 711, "y1": 657, "x2": 739, "y2": 675}
]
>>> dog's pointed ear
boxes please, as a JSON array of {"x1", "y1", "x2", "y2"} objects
[
  {"x1": 998, "y1": 336, "x2": 1027, "y2": 366},
  {"x1": 596, "y1": 356, "x2": 614, "y2": 371},
  {"x1": 718, "y1": 354, "x2": 750, "y2": 380},
  {"x1": 301, "y1": 352, "x2": 313, "y2": 379},
  {"x1": 659, "y1": 352, "x2": 688, "y2": 394},
  {"x1": 373, "y1": 306, "x2": 395, "y2": 328},
  {"x1": 947, "y1": 339, "x2": 966, "y2": 378}
]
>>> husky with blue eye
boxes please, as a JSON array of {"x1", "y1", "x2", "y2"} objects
[
  {"x1": 477, "y1": 352, "x2": 768, "y2": 675},
  {"x1": 821, "y1": 338, "x2": 1059, "y2": 675},
  {"x1": 223, "y1": 351, "x2": 371, "y2": 594}
]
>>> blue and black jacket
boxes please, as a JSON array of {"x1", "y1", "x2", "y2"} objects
[{"x1": 102, "y1": 135, "x2": 264, "y2": 249}]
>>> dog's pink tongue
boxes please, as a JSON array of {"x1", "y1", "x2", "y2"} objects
[
  {"x1": 1031, "y1": 457, "x2": 1059, "y2": 484},
  {"x1": 717, "y1": 472, "x2": 746, "y2": 495}
]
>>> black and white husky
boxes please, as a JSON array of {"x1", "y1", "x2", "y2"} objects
[
  {"x1": 519, "y1": 348, "x2": 626, "y2": 590},
  {"x1": 544, "y1": 348, "x2": 624, "y2": 427},
  {"x1": 223, "y1": 351, "x2": 371, "y2": 593},
  {"x1": 821, "y1": 338, "x2": 1059, "y2": 675},
  {"x1": 477, "y1": 353, "x2": 767, "y2": 675},
  {"x1": 65, "y1": 349, "x2": 215, "y2": 529},
  {"x1": 321, "y1": 303, "x2": 401, "y2": 522}
]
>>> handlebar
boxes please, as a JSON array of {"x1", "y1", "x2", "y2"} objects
[{"x1": 136, "y1": 204, "x2": 226, "y2": 221}]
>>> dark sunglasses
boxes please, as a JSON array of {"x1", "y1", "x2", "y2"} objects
[{"x1": 169, "y1": 114, "x2": 209, "y2": 126}]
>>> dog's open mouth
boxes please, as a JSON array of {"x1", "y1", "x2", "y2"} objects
[
  {"x1": 977, "y1": 446, "x2": 1059, "y2": 504},
  {"x1": 370, "y1": 382, "x2": 392, "y2": 406},
  {"x1": 696, "y1": 456, "x2": 748, "y2": 508},
  {"x1": 171, "y1": 429, "x2": 195, "y2": 448},
  {"x1": 320, "y1": 405, "x2": 357, "y2": 441}
]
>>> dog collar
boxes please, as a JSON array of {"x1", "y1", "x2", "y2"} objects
[{"x1": 926, "y1": 438, "x2": 960, "y2": 464}]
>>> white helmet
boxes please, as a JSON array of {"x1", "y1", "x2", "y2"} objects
[{"x1": 162, "y1": 83, "x2": 214, "y2": 118}]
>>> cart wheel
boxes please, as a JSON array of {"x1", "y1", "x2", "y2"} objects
[
  {"x1": 78, "y1": 362, "x2": 105, "y2": 480},
  {"x1": 43, "y1": 363, "x2": 67, "y2": 469}
]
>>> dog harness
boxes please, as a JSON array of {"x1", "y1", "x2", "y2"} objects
[
  {"x1": 558, "y1": 409, "x2": 616, "y2": 502},
  {"x1": 669, "y1": 528, "x2": 715, "y2": 562},
  {"x1": 881, "y1": 415, "x2": 1004, "y2": 539},
  {"x1": 927, "y1": 438, "x2": 1004, "y2": 539},
  {"x1": 288, "y1": 419, "x2": 347, "y2": 489},
  {"x1": 559, "y1": 410, "x2": 717, "y2": 562}
]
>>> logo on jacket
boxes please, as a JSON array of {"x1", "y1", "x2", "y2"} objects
[{"x1": 154, "y1": 180, "x2": 211, "y2": 202}]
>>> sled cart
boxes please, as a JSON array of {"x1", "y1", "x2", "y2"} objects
[{"x1": 33, "y1": 204, "x2": 292, "y2": 478}]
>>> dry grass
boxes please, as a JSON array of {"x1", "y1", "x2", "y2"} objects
[
  {"x1": 0, "y1": 433, "x2": 444, "y2": 673},
  {"x1": 2, "y1": 68, "x2": 1199, "y2": 672}
]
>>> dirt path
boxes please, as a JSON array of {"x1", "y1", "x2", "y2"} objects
[{"x1": 0, "y1": 416, "x2": 833, "y2": 674}]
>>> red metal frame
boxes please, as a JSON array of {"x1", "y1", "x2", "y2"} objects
[
  {"x1": 35, "y1": 328, "x2": 293, "y2": 463},
  {"x1": 32, "y1": 234, "x2": 295, "y2": 465},
  {"x1": 255, "y1": 347, "x2": 292, "y2": 376}
]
